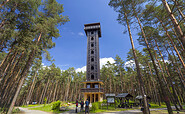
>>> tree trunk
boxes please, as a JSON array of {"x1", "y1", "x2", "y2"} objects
[
  {"x1": 0, "y1": 51, "x2": 25, "y2": 100},
  {"x1": 0, "y1": 49, "x2": 12, "y2": 73},
  {"x1": 7, "y1": 33, "x2": 42, "y2": 114},
  {"x1": 135, "y1": 11, "x2": 174, "y2": 113},
  {"x1": 147, "y1": 62, "x2": 160, "y2": 106},
  {"x1": 53, "y1": 81, "x2": 58, "y2": 102},
  {"x1": 40, "y1": 79, "x2": 50, "y2": 104},
  {"x1": 39, "y1": 85, "x2": 46, "y2": 104},
  {"x1": 171, "y1": 28, "x2": 185, "y2": 52},
  {"x1": 26, "y1": 71, "x2": 37, "y2": 105},
  {"x1": 47, "y1": 82, "x2": 54, "y2": 103},
  {"x1": 172, "y1": 0, "x2": 185, "y2": 22},
  {"x1": 1, "y1": 51, "x2": 18, "y2": 79},
  {"x1": 151, "y1": 42, "x2": 180, "y2": 111},
  {"x1": 163, "y1": 42, "x2": 185, "y2": 90},
  {"x1": 124, "y1": 12, "x2": 150, "y2": 114},
  {"x1": 7, "y1": 50, "x2": 35, "y2": 114},
  {"x1": 161, "y1": 0, "x2": 185, "y2": 48},
  {"x1": 155, "y1": 40, "x2": 183, "y2": 110},
  {"x1": 65, "y1": 76, "x2": 70, "y2": 101},
  {"x1": 157, "y1": 17, "x2": 185, "y2": 71}
]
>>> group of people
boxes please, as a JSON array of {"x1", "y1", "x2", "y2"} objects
[{"x1": 76, "y1": 99, "x2": 89, "y2": 113}]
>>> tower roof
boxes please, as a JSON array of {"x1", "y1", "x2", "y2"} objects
[{"x1": 84, "y1": 22, "x2": 101, "y2": 37}]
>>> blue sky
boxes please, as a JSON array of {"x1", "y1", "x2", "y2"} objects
[{"x1": 42, "y1": 0, "x2": 141, "y2": 71}]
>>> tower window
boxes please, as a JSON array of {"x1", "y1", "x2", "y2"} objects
[
  {"x1": 91, "y1": 75, "x2": 94, "y2": 79},
  {"x1": 91, "y1": 43, "x2": 94, "y2": 47},
  {"x1": 91, "y1": 58, "x2": 94, "y2": 62},
  {"x1": 87, "y1": 84, "x2": 90, "y2": 88},
  {"x1": 95, "y1": 84, "x2": 99, "y2": 88},
  {"x1": 91, "y1": 31, "x2": 94, "y2": 34},
  {"x1": 91, "y1": 50, "x2": 94, "y2": 54},
  {"x1": 91, "y1": 37, "x2": 94, "y2": 40},
  {"x1": 91, "y1": 66, "x2": 94, "y2": 70}
]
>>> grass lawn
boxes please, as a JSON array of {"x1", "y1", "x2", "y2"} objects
[
  {"x1": 91, "y1": 102, "x2": 167, "y2": 113},
  {"x1": 28, "y1": 104, "x2": 68, "y2": 113},
  {"x1": 150, "y1": 103, "x2": 167, "y2": 108},
  {"x1": 89, "y1": 105, "x2": 139, "y2": 113}
]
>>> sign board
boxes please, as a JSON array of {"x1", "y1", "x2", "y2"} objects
[
  {"x1": 105, "y1": 93, "x2": 116, "y2": 109},
  {"x1": 107, "y1": 97, "x2": 115, "y2": 103}
]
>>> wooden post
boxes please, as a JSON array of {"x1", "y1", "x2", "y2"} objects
[
  {"x1": 114, "y1": 96, "x2": 116, "y2": 109},
  {"x1": 107, "y1": 97, "x2": 108, "y2": 110},
  {"x1": 94, "y1": 94, "x2": 95, "y2": 102}
]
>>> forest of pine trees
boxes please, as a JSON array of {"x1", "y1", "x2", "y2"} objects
[{"x1": 0, "y1": 0, "x2": 185, "y2": 114}]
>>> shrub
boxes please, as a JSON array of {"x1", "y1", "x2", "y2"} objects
[
  {"x1": 12, "y1": 108, "x2": 20, "y2": 113},
  {"x1": 52, "y1": 100, "x2": 61, "y2": 111},
  {"x1": 97, "y1": 101, "x2": 102, "y2": 108},
  {"x1": 102, "y1": 99, "x2": 107, "y2": 104},
  {"x1": 44, "y1": 97, "x2": 47, "y2": 106},
  {"x1": 91, "y1": 102, "x2": 99, "y2": 111},
  {"x1": 115, "y1": 100, "x2": 118, "y2": 106}
]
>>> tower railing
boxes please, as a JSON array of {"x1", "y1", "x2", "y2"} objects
[{"x1": 81, "y1": 88, "x2": 103, "y2": 93}]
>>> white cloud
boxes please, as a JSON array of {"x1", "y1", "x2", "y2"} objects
[
  {"x1": 41, "y1": 63, "x2": 47, "y2": 68},
  {"x1": 100, "y1": 57, "x2": 115, "y2": 69},
  {"x1": 76, "y1": 66, "x2": 86, "y2": 73},
  {"x1": 124, "y1": 59, "x2": 171, "y2": 70},
  {"x1": 61, "y1": 69, "x2": 65, "y2": 72},
  {"x1": 78, "y1": 32, "x2": 85, "y2": 36},
  {"x1": 124, "y1": 60, "x2": 135, "y2": 69},
  {"x1": 164, "y1": 60, "x2": 171, "y2": 64},
  {"x1": 75, "y1": 57, "x2": 115, "y2": 72}
]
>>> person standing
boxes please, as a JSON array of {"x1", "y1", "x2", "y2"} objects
[
  {"x1": 76, "y1": 100, "x2": 78, "y2": 113},
  {"x1": 80, "y1": 100, "x2": 84, "y2": 112},
  {"x1": 85, "y1": 99, "x2": 89, "y2": 114}
]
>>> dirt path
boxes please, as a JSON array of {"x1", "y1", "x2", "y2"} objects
[{"x1": 18, "y1": 107, "x2": 50, "y2": 114}]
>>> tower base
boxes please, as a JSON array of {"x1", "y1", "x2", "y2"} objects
[{"x1": 84, "y1": 92, "x2": 103, "y2": 103}]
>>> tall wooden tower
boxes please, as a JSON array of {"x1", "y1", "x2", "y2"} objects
[{"x1": 81, "y1": 23, "x2": 104, "y2": 103}]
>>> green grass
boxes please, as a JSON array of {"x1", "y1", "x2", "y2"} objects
[
  {"x1": 28, "y1": 104, "x2": 68, "y2": 113},
  {"x1": 88, "y1": 102, "x2": 169, "y2": 113},
  {"x1": 21, "y1": 104, "x2": 44, "y2": 108},
  {"x1": 150, "y1": 103, "x2": 167, "y2": 108},
  {"x1": 89, "y1": 105, "x2": 138, "y2": 113}
]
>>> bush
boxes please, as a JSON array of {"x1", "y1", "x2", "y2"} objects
[
  {"x1": 115, "y1": 100, "x2": 118, "y2": 106},
  {"x1": 91, "y1": 102, "x2": 99, "y2": 111},
  {"x1": 12, "y1": 108, "x2": 20, "y2": 113},
  {"x1": 97, "y1": 101, "x2": 102, "y2": 108},
  {"x1": 52, "y1": 100, "x2": 61, "y2": 111},
  {"x1": 102, "y1": 99, "x2": 107, "y2": 104}
]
